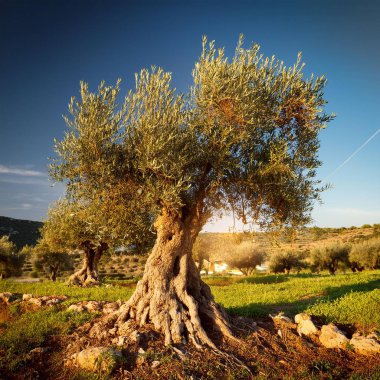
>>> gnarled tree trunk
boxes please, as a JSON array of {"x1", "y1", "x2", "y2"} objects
[
  {"x1": 68, "y1": 241, "x2": 108, "y2": 286},
  {"x1": 117, "y1": 208, "x2": 236, "y2": 349}
]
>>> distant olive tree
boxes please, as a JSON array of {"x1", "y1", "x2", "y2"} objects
[
  {"x1": 0, "y1": 236, "x2": 25, "y2": 279},
  {"x1": 224, "y1": 240, "x2": 267, "y2": 275},
  {"x1": 269, "y1": 250, "x2": 307, "y2": 274},
  {"x1": 32, "y1": 241, "x2": 74, "y2": 281},
  {"x1": 310, "y1": 243, "x2": 350, "y2": 275},
  {"x1": 349, "y1": 237, "x2": 380, "y2": 270}
]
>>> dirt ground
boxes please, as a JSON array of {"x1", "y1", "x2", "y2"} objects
[{"x1": 2, "y1": 309, "x2": 379, "y2": 380}]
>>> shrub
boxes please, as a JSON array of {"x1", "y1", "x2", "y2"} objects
[
  {"x1": 268, "y1": 250, "x2": 307, "y2": 274},
  {"x1": 0, "y1": 236, "x2": 25, "y2": 278},
  {"x1": 310, "y1": 243, "x2": 350, "y2": 275},
  {"x1": 349, "y1": 237, "x2": 380, "y2": 270}
]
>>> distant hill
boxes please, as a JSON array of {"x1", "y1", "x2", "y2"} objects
[{"x1": 0, "y1": 216, "x2": 42, "y2": 249}]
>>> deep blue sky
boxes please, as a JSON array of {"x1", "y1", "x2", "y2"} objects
[{"x1": 0, "y1": 0, "x2": 379, "y2": 229}]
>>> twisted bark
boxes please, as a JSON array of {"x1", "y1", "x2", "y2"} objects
[
  {"x1": 68, "y1": 241, "x2": 108, "y2": 286},
  {"x1": 117, "y1": 208, "x2": 236, "y2": 349}
]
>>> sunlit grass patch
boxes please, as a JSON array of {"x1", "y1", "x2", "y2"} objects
[
  {"x1": 306, "y1": 289, "x2": 380, "y2": 331},
  {"x1": 0, "y1": 307, "x2": 95, "y2": 370}
]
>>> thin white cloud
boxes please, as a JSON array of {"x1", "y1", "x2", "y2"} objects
[
  {"x1": 0, "y1": 164, "x2": 46, "y2": 177},
  {"x1": 0, "y1": 178, "x2": 50, "y2": 186}
]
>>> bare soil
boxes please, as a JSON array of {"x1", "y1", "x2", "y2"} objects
[{"x1": 3, "y1": 312, "x2": 379, "y2": 380}]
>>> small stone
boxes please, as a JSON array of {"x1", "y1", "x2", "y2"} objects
[
  {"x1": 277, "y1": 329, "x2": 283, "y2": 338},
  {"x1": 118, "y1": 321, "x2": 133, "y2": 336},
  {"x1": 151, "y1": 360, "x2": 160, "y2": 368},
  {"x1": 22, "y1": 294, "x2": 34, "y2": 301},
  {"x1": 28, "y1": 298, "x2": 43, "y2": 307},
  {"x1": 297, "y1": 319, "x2": 318, "y2": 336},
  {"x1": 117, "y1": 336, "x2": 127, "y2": 346},
  {"x1": 89, "y1": 323, "x2": 103, "y2": 338},
  {"x1": 129, "y1": 331, "x2": 141, "y2": 344},
  {"x1": 294, "y1": 313, "x2": 312, "y2": 324},
  {"x1": 29, "y1": 347, "x2": 49, "y2": 355},
  {"x1": 86, "y1": 301, "x2": 102, "y2": 313},
  {"x1": 108, "y1": 328, "x2": 117, "y2": 336},
  {"x1": 350, "y1": 333, "x2": 380, "y2": 355},
  {"x1": 74, "y1": 347, "x2": 122, "y2": 373},
  {"x1": 319, "y1": 324, "x2": 349, "y2": 349},
  {"x1": 103, "y1": 302, "x2": 119, "y2": 314},
  {"x1": 68, "y1": 304, "x2": 86, "y2": 313},
  {"x1": 138, "y1": 347, "x2": 146, "y2": 354},
  {"x1": 270, "y1": 313, "x2": 292, "y2": 324}
]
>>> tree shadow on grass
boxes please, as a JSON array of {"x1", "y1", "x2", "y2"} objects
[
  {"x1": 225, "y1": 278, "x2": 380, "y2": 318},
  {"x1": 236, "y1": 273, "x2": 331, "y2": 285}
]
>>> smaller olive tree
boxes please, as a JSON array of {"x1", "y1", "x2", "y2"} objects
[
  {"x1": 310, "y1": 243, "x2": 350, "y2": 275},
  {"x1": 0, "y1": 236, "x2": 25, "y2": 279},
  {"x1": 269, "y1": 250, "x2": 307, "y2": 274},
  {"x1": 32, "y1": 243, "x2": 74, "y2": 281},
  {"x1": 224, "y1": 240, "x2": 267, "y2": 275},
  {"x1": 349, "y1": 237, "x2": 380, "y2": 270}
]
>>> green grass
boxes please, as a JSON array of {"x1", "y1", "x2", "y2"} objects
[
  {"x1": 0, "y1": 280, "x2": 134, "y2": 302},
  {"x1": 0, "y1": 307, "x2": 95, "y2": 370},
  {"x1": 209, "y1": 271, "x2": 380, "y2": 329},
  {"x1": 306, "y1": 289, "x2": 380, "y2": 331},
  {"x1": 1, "y1": 272, "x2": 379, "y2": 326}
]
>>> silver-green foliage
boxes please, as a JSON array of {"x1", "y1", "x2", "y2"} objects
[
  {"x1": 51, "y1": 36, "x2": 334, "y2": 242},
  {"x1": 350, "y1": 237, "x2": 380, "y2": 269}
]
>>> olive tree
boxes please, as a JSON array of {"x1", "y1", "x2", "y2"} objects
[
  {"x1": 310, "y1": 243, "x2": 350, "y2": 275},
  {"x1": 349, "y1": 237, "x2": 380, "y2": 270},
  {"x1": 41, "y1": 197, "x2": 154, "y2": 286},
  {"x1": 224, "y1": 241, "x2": 267, "y2": 275},
  {"x1": 268, "y1": 250, "x2": 307, "y2": 274},
  {"x1": 50, "y1": 36, "x2": 333, "y2": 347},
  {"x1": 32, "y1": 242, "x2": 74, "y2": 281},
  {"x1": 0, "y1": 236, "x2": 24, "y2": 279}
]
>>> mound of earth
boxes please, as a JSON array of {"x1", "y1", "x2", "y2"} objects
[{"x1": 1, "y1": 296, "x2": 379, "y2": 380}]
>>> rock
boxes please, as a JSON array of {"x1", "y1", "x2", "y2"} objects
[
  {"x1": 108, "y1": 328, "x2": 117, "y2": 336},
  {"x1": 103, "y1": 302, "x2": 119, "y2": 314},
  {"x1": 29, "y1": 347, "x2": 49, "y2": 355},
  {"x1": 86, "y1": 301, "x2": 103, "y2": 313},
  {"x1": 277, "y1": 329, "x2": 283, "y2": 338},
  {"x1": 0, "y1": 292, "x2": 22, "y2": 303},
  {"x1": 151, "y1": 360, "x2": 160, "y2": 368},
  {"x1": 319, "y1": 324, "x2": 349, "y2": 349},
  {"x1": 89, "y1": 323, "x2": 103, "y2": 338},
  {"x1": 74, "y1": 347, "x2": 122, "y2": 373},
  {"x1": 68, "y1": 304, "x2": 86, "y2": 313},
  {"x1": 294, "y1": 313, "x2": 311, "y2": 324},
  {"x1": 45, "y1": 297, "x2": 66, "y2": 306},
  {"x1": 270, "y1": 313, "x2": 292, "y2": 324},
  {"x1": 138, "y1": 347, "x2": 146, "y2": 354},
  {"x1": 22, "y1": 294, "x2": 34, "y2": 301},
  {"x1": 28, "y1": 298, "x2": 43, "y2": 307},
  {"x1": 118, "y1": 321, "x2": 133, "y2": 336},
  {"x1": 117, "y1": 336, "x2": 127, "y2": 346},
  {"x1": 297, "y1": 319, "x2": 318, "y2": 336},
  {"x1": 129, "y1": 331, "x2": 141, "y2": 344},
  {"x1": 350, "y1": 333, "x2": 380, "y2": 355}
]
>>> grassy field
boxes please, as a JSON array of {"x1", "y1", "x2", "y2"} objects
[
  {"x1": 1, "y1": 271, "x2": 379, "y2": 377},
  {"x1": 1, "y1": 270, "x2": 379, "y2": 329}
]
